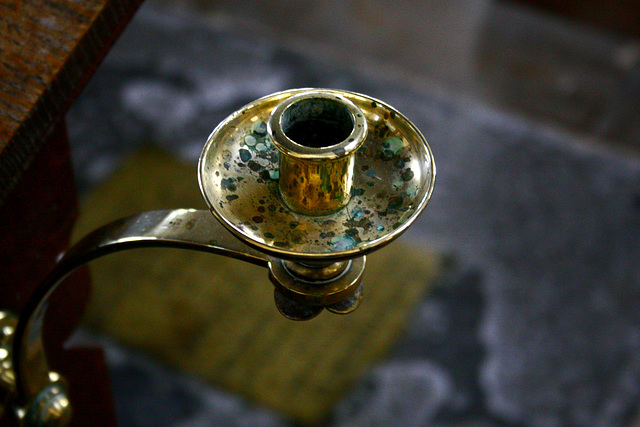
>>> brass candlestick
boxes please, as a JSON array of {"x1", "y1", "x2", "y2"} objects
[{"x1": 1, "y1": 88, "x2": 435, "y2": 425}]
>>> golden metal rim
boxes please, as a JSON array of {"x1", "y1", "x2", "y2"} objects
[{"x1": 267, "y1": 90, "x2": 367, "y2": 160}]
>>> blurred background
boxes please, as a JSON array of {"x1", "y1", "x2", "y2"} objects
[{"x1": 65, "y1": 0, "x2": 640, "y2": 425}]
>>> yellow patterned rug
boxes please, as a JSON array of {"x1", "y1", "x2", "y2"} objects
[{"x1": 75, "y1": 148, "x2": 443, "y2": 425}]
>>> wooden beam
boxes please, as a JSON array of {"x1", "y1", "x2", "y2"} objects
[{"x1": 0, "y1": 0, "x2": 144, "y2": 203}]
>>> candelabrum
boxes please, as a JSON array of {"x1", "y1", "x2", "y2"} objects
[{"x1": 0, "y1": 88, "x2": 435, "y2": 425}]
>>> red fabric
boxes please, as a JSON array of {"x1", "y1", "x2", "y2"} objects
[{"x1": 0, "y1": 121, "x2": 116, "y2": 425}]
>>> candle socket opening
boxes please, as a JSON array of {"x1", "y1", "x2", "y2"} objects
[
  {"x1": 281, "y1": 97, "x2": 354, "y2": 149},
  {"x1": 268, "y1": 91, "x2": 368, "y2": 216}
]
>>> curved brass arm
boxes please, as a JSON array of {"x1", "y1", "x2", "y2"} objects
[
  {"x1": 12, "y1": 209, "x2": 270, "y2": 405},
  {"x1": 3, "y1": 208, "x2": 364, "y2": 425}
]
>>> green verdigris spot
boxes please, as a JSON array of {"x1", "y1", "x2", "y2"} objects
[
  {"x1": 382, "y1": 137, "x2": 403, "y2": 158},
  {"x1": 329, "y1": 235, "x2": 356, "y2": 251}
]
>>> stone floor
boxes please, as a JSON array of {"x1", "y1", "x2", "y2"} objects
[{"x1": 66, "y1": 0, "x2": 640, "y2": 425}]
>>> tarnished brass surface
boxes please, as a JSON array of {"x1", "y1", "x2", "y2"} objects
[
  {"x1": 199, "y1": 88, "x2": 435, "y2": 261},
  {"x1": 268, "y1": 91, "x2": 367, "y2": 215},
  {"x1": 277, "y1": 155, "x2": 355, "y2": 216}
]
